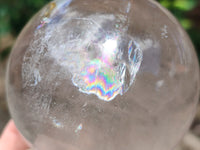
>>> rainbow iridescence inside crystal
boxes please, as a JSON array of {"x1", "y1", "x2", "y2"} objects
[{"x1": 81, "y1": 59, "x2": 121, "y2": 101}]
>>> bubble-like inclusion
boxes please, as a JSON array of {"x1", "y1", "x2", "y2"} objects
[
  {"x1": 72, "y1": 37, "x2": 143, "y2": 101},
  {"x1": 23, "y1": 0, "x2": 143, "y2": 102}
]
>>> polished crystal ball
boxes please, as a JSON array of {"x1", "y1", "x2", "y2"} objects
[{"x1": 6, "y1": 0, "x2": 199, "y2": 150}]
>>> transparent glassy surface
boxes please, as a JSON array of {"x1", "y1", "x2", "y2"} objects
[{"x1": 6, "y1": 0, "x2": 199, "y2": 150}]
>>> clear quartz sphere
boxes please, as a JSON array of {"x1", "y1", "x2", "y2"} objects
[{"x1": 6, "y1": 0, "x2": 199, "y2": 150}]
